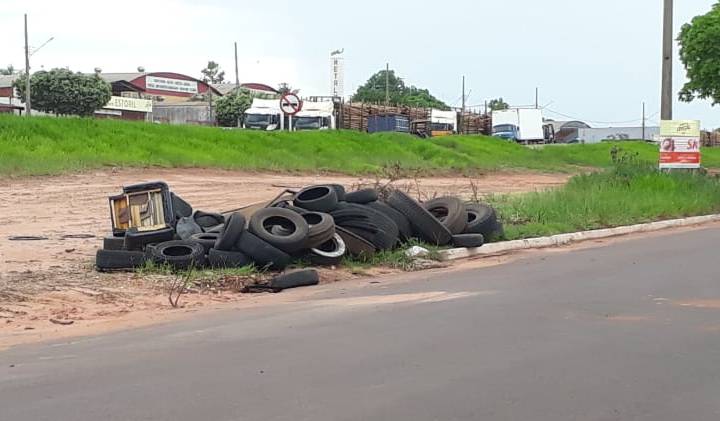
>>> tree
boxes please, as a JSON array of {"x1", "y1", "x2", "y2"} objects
[
  {"x1": 351, "y1": 69, "x2": 449, "y2": 110},
  {"x1": 488, "y1": 98, "x2": 509, "y2": 111},
  {"x1": 277, "y1": 83, "x2": 299, "y2": 95},
  {"x1": 201, "y1": 61, "x2": 225, "y2": 84},
  {"x1": 0, "y1": 65, "x2": 14, "y2": 75},
  {"x1": 13, "y1": 68, "x2": 112, "y2": 116},
  {"x1": 215, "y1": 89, "x2": 253, "y2": 127},
  {"x1": 678, "y1": 3, "x2": 720, "y2": 104}
]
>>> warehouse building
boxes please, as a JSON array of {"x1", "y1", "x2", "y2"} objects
[
  {"x1": 0, "y1": 75, "x2": 24, "y2": 115},
  {"x1": 98, "y1": 72, "x2": 221, "y2": 103}
]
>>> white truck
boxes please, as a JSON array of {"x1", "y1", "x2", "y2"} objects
[
  {"x1": 292, "y1": 100, "x2": 336, "y2": 130},
  {"x1": 243, "y1": 98, "x2": 283, "y2": 131},
  {"x1": 492, "y1": 108, "x2": 553, "y2": 143}
]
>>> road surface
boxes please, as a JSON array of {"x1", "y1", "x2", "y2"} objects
[{"x1": 2, "y1": 227, "x2": 720, "y2": 420}]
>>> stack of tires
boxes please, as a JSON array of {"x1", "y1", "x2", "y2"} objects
[{"x1": 96, "y1": 185, "x2": 503, "y2": 273}]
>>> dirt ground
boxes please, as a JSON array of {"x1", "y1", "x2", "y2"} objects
[{"x1": 0, "y1": 168, "x2": 570, "y2": 348}]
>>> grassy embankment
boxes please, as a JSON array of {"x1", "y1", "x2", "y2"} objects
[
  {"x1": 3, "y1": 114, "x2": 720, "y2": 176},
  {"x1": 491, "y1": 159, "x2": 720, "y2": 241}
]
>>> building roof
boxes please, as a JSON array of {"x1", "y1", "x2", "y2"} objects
[
  {"x1": 212, "y1": 83, "x2": 239, "y2": 95},
  {"x1": 241, "y1": 82, "x2": 279, "y2": 93},
  {"x1": 97, "y1": 73, "x2": 145, "y2": 83},
  {"x1": 545, "y1": 120, "x2": 591, "y2": 131}
]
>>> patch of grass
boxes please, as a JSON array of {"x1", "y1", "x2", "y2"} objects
[
  {"x1": 343, "y1": 240, "x2": 442, "y2": 271},
  {"x1": 489, "y1": 160, "x2": 720, "y2": 240},
  {"x1": 3, "y1": 114, "x2": 719, "y2": 176},
  {"x1": 137, "y1": 259, "x2": 261, "y2": 285}
]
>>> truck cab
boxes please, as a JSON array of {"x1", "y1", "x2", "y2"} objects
[
  {"x1": 492, "y1": 124, "x2": 519, "y2": 141},
  {"x1": 243, "y1": 99, "x2": 283, "y2": 131},
  {"x1": 292, "y1": 101, "x2": 336, "y2": 131}
]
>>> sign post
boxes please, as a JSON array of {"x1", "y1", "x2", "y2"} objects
[
  {"x1": 280, "y1": 93, "x2": 303, "y2": 131},
  {"x1": 658, "y1": 120, "x2": 701, "y2": 170}
]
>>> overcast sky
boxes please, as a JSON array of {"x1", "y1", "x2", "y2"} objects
[{"x1": 2, "y1": 0, "x2": 719, "y2": 128}]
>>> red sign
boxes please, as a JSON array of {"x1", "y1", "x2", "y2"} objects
[
  {"x1": 659, "y1": 137, "x2": 701, "y2": 169},
  {"x1": 280, "y1": 93, "x2": 303, "y2": 116}
]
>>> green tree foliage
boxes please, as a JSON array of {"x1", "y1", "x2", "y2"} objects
[
  {"x1": 215, "y1": 89, "x2": 253, "y2": 127},
  {"x1": 488, "y1": 98, "x2": 510, "y2": 111},
  {"x1": 13, "y1": 69, "x2": 111, "y2": 116},
  {"x1": 678, "y1": 3, "x2": 720, "y2": 104},
  {"x1": 0, "y1": 65, "x2": 14, "y2": 75},
  {"x1": 351, "y1": 69, "x2": 449, "y2": 110},
  {"x1": 201, "y1": 61, "x2": 225, "y2": 84}
]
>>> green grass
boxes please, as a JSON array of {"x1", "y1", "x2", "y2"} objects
[
  {"x1": 3, "y1": 114, "x2": 719, "y2": 176},
  {"x1": 489, "y1": 162, "x2": 720, "y2": 240}
]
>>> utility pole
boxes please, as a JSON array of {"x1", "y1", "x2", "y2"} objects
[
  {"x1": 234, "y1": 42, "x2": 239, "y2": 88},
  {"x1": 642, "y1": 101, "x2": 646, "y2": 140},
  {"x1": 535, "y1": 87, "x2": 539, "y2": 109},
  {"x1": 24, "y1": 13, "x2": 31, "y2": 116},
  {"x1": 385, "y1": 63, "x2": 389, "y2": 107},
  {"x1": 661, "y1": 0, "x2": 673, "y2": 120},
  {"x1": 461, "y1": 76, "x2": 466, "y2": 135}
]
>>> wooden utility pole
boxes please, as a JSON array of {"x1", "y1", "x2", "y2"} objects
[
  {"x1": 385, "y1": 63, "x2": 389, "y2": 106},
  {"x1": 461, "y1": 76, "x2": 466, "y2": 134},
  {"x1": 642, "y1": 102, "x2": 646, "y2": 141},
  {"x1": 661, "y1": 0, "x2": 673, "y2": 120},
  {"x1": 234, "y1": 42, "x2": 239, "y2": 88},
  {"x1": 24, "y1": 14, "x2": 31, "y2": 116}
]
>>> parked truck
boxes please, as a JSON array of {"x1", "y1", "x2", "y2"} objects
[
  {"x1": 492, "y1": 109, "x2": 554, "y2": 143},
  {"x1": 292, "y1": 101, "x2": 336, "y2": 130},
  {"x1": 243, "y1": 99, "x2": 283, "y2": 131}
]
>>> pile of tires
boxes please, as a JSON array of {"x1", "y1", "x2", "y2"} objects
[{"x1": 95, "y1": 185, "x2": 503, "y2": 273}]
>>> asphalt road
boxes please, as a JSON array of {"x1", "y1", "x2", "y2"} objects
[{"x1": 2, "y1": 228, "x2": 720, "y2": 421}]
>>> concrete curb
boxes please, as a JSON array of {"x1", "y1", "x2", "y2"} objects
[{"x1": 439, "y1": 214, "x2": 720, "y2": 261}]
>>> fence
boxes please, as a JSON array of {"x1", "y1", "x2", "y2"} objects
[{"x1": 701, "y1": 131, "x2": 720, "y2": 147}]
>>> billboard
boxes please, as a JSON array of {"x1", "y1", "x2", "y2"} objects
[
  {"x1": 104, "y1": 96, "x2": 153, "y2": 113},
  {"x1": 146, "y1": 76, "x2": 198, "y2": 94},
  {"x1": 659, "y1": 120, "x2": 701, "y2": 169}
]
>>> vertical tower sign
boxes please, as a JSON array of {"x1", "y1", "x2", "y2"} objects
[{"x1": 330, "y1": 49, "x2": 345, "y2": 99}]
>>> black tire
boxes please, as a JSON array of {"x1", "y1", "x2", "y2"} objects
[
  {"x1": 424, "y1": 197, "x2": 467, "y2": 235},
  {"x1": 236, "y1": 231, "x2": 291, "y2": 271},
  {"x1": 345, "y1": 188, "x2": 379, "y2": 204},
  {"x1": 327, "y1": 184, "x2": 346, "y2": 201},
  {"x1": 336, "y1": 226, "x2": 376, "y2": 257},
  {"x1": 215, "y1": 213, "x2": 246, "y2": 251},
  {"x1": 175, "y1": 216, "x2": 203, "y2": 240},
  {"x1": 269, "y1": 269, "x2": 319, "y2": 292},
  {"x1": 193, "y1": 210, "x2": 225, "y2": 230},
  {"x1": 123, "y1": 226, "x2": 175, "y2": 251},
  {"x1": 208, "y1": 248, "x2": 253, "y2": 268},
  {"x1": 189, "y1": 232, "x2": 220, "y2": 255},
  {"x1": 302, "y1": 212, "x2": 336, "y2": 249},
  {"x1": 308, "y1": 234, "x2": 346, "y2": 266},
  {"x1": 330, "y1": 204, "x2": 399, "y2": 250},
  {"x1": 96, "y1": 249, "x2": 148, "y2": 272},
  {"x1": 103, "y1": 235, "x2": 125, "y2": 251},
  {"x1": 294, "y1": 185, "x2": 338, "y2": 212},
  {"x1": 451, "y1": 233, "x2": 485, "y2": 248},
  {"x1": 206, "y1": 224, "x2": 225, "y2": 234},
  {"x1": 387, "y1": 190, "x2": 452, "y2": 245},
  {"x1": 366, "y1": 201, "x2": 413, "y2": 241},
  {"x1": 171, "y1": 192, "x2": 193, "y2": 219},
  {"x1": 464, "y1": 203, "x2": 497, "y2": 237},
  {"x1": 248, "y1": 208, "x2": 310, "y2": 254},
  {"x1": 151, "y1": 240, "x2": 206, "y2": 270}
]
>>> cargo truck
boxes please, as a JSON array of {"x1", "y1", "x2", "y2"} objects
[
  {"x1": 243, "y1": 99, "x2": 283, "y2": 130},
  {"x1": 492, "y1": 109, "x2": 554, "y2": 143},
  {"x1": 292, "y1": 100, "x2": 336, "y2": 130}
]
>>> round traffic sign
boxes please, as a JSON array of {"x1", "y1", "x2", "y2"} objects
[{"x1": 280, "y1": 93, "x2": 303, "y2": 116}]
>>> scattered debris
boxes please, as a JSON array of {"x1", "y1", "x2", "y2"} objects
[{"x1": 49, "y1": 318, "x2": 75, "y2": 326}]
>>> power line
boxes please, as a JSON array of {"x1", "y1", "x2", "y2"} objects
[{"x1": 544, "y1": 107, "x2": 660, "y2": 126}]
